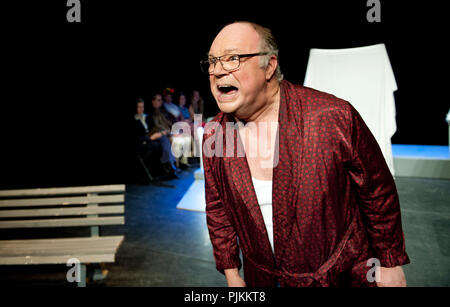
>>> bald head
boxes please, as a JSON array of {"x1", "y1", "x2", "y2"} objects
[{"x1": 209, "y1": 22, "x2": 262, "y2": 57}]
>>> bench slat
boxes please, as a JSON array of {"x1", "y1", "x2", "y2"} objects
[
  {"x1": 0, "y1": 243, "x2": 123, "y2": 253},
  {"x1": 0, "y1": 244, "x2": 120, "y2": 253},
  {"x1": 0, "y1": 236, "x2": 124, "y2": 245},
  {"x1": 0, "y1": 247, "x2": 119, "y2": 256},
  {"x1": 0, "y1": 236, "x2": 124, "y2": 250},
  {"x1": 0, "y1": 185, "x2": 125, "y2": 197},
  {"x1": 0, "y1": 254, "x2": 116, "y2": 265},
  {"x1": 0, "y1": 236, "x2": 124, "y2": 263},
  {"x1": 0, "y1": 195, "x2": 124, "y2": 208},
  {"x1": 0, "y1": 216, "x2": 124, "y2": 229},
  {"x1": 0, "y1": 205, "x2": 124, "y2": 218}
]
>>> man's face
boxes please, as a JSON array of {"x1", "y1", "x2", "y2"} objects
[
  {"x1": 164, "y1": 94, "x2": 172, "y2": 103},
  {"x1": 137, "y1": 102, "x2": 145, "y2": 115},
  {"x1": 208, "y1": 23, "x2": 267, "y2": 118},
  {"x1": 152, "y1": 95, "x2": 163, "y2": 109}
]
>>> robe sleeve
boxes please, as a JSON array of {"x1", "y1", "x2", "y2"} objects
[
  {"x1": 202, "y1": 134, "x2": 242, "y2": 274},
  {"x1": 346, "y1": 104, "x2": 410, "y2": 268}
]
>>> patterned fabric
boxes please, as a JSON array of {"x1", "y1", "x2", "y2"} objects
[{"x1": 203, "y1": 80, "x2": 410, "y2": 287}]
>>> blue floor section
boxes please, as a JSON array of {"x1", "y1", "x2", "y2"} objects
[{"x1": 392, "y1": 144, "x2": 449, "y2": 159}]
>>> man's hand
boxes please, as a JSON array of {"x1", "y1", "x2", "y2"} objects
[
  {"x1": 224, "y1": 268, "x2": 246, "y2": 287},
  {"x1": 376, "y1": 266, "x2": 407, "y2": 287}
]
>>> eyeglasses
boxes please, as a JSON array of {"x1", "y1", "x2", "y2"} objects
[{"x1": 200, "y1": 52, "x2": 269, "y2": 74}]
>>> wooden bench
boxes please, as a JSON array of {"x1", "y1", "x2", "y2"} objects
[{"x1": 0, "y1": 184, "x2": 125, "y2": 286}]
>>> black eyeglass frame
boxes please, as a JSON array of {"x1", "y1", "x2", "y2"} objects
[{"x1": 200, "y1": 52, "x2": 269, "y2": 74}]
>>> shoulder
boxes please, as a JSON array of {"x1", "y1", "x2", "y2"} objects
[
  {"x1": 282, "y1": 80, "x2": 354, "y2": 124},
  {"x1": 283, "y1": 80, "x2": 351, "y2": 112}
]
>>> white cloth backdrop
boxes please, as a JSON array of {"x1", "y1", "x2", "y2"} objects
[{"x1": 304, "y1": 43, "x2": 397, "y2": 175}]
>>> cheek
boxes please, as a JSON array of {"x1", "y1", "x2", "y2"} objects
[
  {"x1": 236, "y1": 71, "x2": 262, "y2": 99},
  {"x1": 209, "y1": 77, "x2": 216, "y2": 94}
]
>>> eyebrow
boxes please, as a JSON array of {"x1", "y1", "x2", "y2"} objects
[{"x1": 208, "y1": 48, "x2": 240, "y2": 57}]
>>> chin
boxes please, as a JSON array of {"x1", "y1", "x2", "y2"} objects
[
  {"x1": 217, "y1": 100, "x2": 235, "y2": 112},
  {"x1": 217, "y1": 100, "x2": 242, "y2": 114}
]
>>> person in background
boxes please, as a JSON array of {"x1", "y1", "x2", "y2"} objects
[
  {"x1": 154, "y1": 92, "x2": 192, "y2": 170},
  {"x1": 178, "y1": 92, "x2": 191, "y2": 121},
  {"x1": 162, "y1": 87, "x2": 185, "y2": 124},
  {"x1": 189, "y1": 90, "x2": 205, "y2": 124},
  {"x1": 134, "y1": 95, "x2": 178, "y2": 178}
]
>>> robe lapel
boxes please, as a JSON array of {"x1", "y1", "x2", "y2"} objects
[
  {"x1": 224, "y1": 114, "x2": 269, "y2": 239},
  {"x1": 272, "y1": 81, "x2": 302, "y2": 265}
]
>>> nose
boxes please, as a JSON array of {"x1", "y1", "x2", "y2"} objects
[{"x1": 211, "y1": 60, "x2": 229, "y2": 78}]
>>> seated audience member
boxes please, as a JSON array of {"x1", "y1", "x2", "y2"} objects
[
  {"x1": 188, "y1": 90, "x2": 206, "y2": 164},
  {"x1": 149, "y1": 93, "x2": 192, "y2": 170},
  {"x1": 162, "y1": 88, "x2": 184, "y2": 124},
  {"x1": 176, "y1": 92, "x2": 196, "y2": 168},
  {"x1": 189, "y1": 90, "x2": 205, "y2": 125},
  {"x1": 135, "y1": 97, "x2": 179, "y2": 179},
  {"x1": 178, "y1": 92, "x2": 191, "y2": 121}
]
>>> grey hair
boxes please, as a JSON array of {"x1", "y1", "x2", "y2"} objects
[{"x1": 240, "y1": 22, "x2": 284, "y2": 82}]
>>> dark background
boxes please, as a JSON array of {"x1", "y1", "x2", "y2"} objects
[{"x1": 0, "y1": 0, "x2": 447, "y2": 188}]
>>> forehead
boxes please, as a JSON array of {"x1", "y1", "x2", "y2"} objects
[{"x1": 209, "y1": 23, "x2": 261, "y2": 56}]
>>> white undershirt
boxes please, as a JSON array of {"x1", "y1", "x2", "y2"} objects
[{"x1": 251, "y1": 177, "x2": 274, "y2": 253}]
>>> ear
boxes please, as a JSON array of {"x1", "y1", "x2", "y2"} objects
[{"x1": 265, "y1": 55, "x2": 278, "y2": 81}]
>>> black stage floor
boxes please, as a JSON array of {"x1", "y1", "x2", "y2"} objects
[{"x1": 0, "y1": 168, "x2": 449, "y2": 287}]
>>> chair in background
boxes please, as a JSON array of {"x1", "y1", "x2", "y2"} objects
[{"x1": 136, "y1": 151, "x2": 176, "y2": 188}]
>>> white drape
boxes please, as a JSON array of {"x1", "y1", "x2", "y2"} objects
[{"x1": 304, "y1": 43, "x2": 397, "y2": 175}]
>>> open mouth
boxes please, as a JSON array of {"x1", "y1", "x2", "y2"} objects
[
  {"x1": 218, "y1": 85, "x2": 238, "y2": 94},
  {"x1": 217, "y1": 85, "x2": 239, "y2": 101}
]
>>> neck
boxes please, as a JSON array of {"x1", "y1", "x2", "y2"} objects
[{"x1": 236, "y1": 80, "x2": 281, "y2": 124}]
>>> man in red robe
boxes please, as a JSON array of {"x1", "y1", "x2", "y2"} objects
[{"x1": 202, "y1": 21, "x2": 409, "y2": 287}]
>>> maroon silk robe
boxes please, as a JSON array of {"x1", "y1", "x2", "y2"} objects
[{"x1": 203, "y1": 80, "x2": 409, "y2": 287}]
